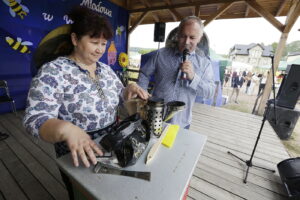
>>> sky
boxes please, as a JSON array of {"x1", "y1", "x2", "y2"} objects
[{"x1": 129, "y1": 17, "x2": 300, "y2": 55}]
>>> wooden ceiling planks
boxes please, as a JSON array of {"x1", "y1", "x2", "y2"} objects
[{"x1": 109, "y1": 0, "x2": 294, "y2": 28}]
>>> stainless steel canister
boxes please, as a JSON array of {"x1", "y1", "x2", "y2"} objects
[{"x1": 146, "y1": 97, "x2": 164, "y2": 137}]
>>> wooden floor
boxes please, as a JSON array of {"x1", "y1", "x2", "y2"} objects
[
  {"x1": 188, "y1": 104, "x2": 290, "y2": 200},
  {"x1": 0, "y1": 104, "x2": 290, "y2": 200}
]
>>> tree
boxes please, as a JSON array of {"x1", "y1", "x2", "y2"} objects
[
  {"x1": 271, "y1": 40, "x2": 300, "y2": 59},
  {"x1": 287, "y1": 41, "x2": 300, "y2": 54},
  {"x1": 138, "y1": 48, "x2": 156, "y2": 55}
]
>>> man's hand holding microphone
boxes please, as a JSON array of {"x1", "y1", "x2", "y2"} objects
[{"x1": 181, "y1": 49, "x2": 195, "y2": 82}]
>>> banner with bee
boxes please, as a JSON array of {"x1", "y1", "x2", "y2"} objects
[{"x1": 0, "y1": 0, "x2": 129, "y2": 114}]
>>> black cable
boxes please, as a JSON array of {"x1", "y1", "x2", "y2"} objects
[{"x1": 270, "y1": 54, "x2": 277, "y2": 125}]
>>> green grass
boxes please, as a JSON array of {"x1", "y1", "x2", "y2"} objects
[{"x1": 223, "y1": 102, "x2": 252, "y2": 114}]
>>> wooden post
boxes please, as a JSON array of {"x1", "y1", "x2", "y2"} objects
[
  {"x1": 257, "y1": 0, "x2": 300, "y2": 115},
  {"x1": 256, "y1": 32, "x2": 288, "y2": 115}
]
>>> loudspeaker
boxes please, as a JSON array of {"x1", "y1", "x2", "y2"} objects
[
  {"x1": 154, "y1": 22, "x2": 166, "y2": 42},
  {"x1": 277, "y1": 158, "x2": 300, "y2": 198},
  {"x1": 267, "y1": 104, "x2": 300, "y2": 139},
  {"x1": 276, "y1": 64, "x2": 300, "y2": 109}
]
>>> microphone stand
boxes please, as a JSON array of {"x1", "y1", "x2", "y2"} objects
[{"x1": 227, "y1": 54, "x2": 277, "y2": 183}]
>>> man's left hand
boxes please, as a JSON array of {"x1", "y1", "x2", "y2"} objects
[{"x1": 181, "y1": 60, "x2": 195, "y2": 80}]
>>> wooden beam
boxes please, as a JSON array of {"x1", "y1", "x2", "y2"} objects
[
  {"x1": 195, "y1": 5, "x2": 201, "y2": 17},
  {"x1": 257, "y1": 1, "x2": 300, "y2": 115},
  {"x1": 151, "y1": 12, "x2": 160, "y2": 22},
  {"x1": 126, "y1": 0, "x2": 130, "y2": 10},
  {"x1": 129, "y1": 0, "x2": 242, "y2": 13},
  {"x1": 188, "y1": 0, "x2": 195, "y2": 15},
  {"x1": 164, "y1": 0, "x2": 182, "y2": 21},
  {"x1": 275, "y1": 0, "x2": 287, "y2": 16},
  {"x1": 128, "y1": 11, "x2": 149, "y2": 34},
  {"x1": 245, "y1": 0, "x2": 284, "y2": 32},
  {"x1": 139, "y1": 0, "x2": 151, "y2": 7},
  {"x1": 245, "y1": 5, "x2": 250, "y2": 17},
  {"x1": 139, "y1": 0, "x2": 160, "y2": 22},
  {"x1": 171, "y1": 9, "x2": 183, "y2": 20},
  {"x1": 204, "y1": 2, "x2": 234, "y2": 26},
  {"x1": 168, "y1": 9, "x2": 177, "y2": 21},
  {"x1": 283, "y1": 0, "x2": 300, "y2": 33}
]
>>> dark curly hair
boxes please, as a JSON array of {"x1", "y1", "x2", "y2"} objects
[{"x1": 68, "y1": 6, "x2": 113, "y2": 40}]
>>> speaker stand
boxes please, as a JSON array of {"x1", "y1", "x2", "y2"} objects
[
  {"x1": 228, "y1": 54, "x2": 277, "y2": 183},
  {"x1": 228, "y1": 100, "x2": 276, "y2": 183}
]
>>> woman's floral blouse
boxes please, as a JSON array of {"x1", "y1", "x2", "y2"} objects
[{"x1": 23, "y1": 56, "x2": 124, "y2": 138}]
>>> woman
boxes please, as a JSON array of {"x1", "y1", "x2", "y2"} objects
[
  {"x1": 23, "y1": 6, "x2": 149, "y2": 168},
  {"x1": 245, "y1": 71, "x2": 252, "y2": 94}
]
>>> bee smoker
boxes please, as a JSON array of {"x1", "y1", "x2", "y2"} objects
[{"x1": 146, "y1": 97, "x2": 185, "y2": 137}]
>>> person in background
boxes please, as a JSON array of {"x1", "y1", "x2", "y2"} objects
[
  {"x1": 242, "y1": 69, "x2": 248, "y2": 78},
  {"x1": 245, "y1": 71, "x2": 252, "y2": 94},
  {"x1": 249, "y1": 72, "x2": 259, "y2": 95},
  {"x1": 23, "y1": 6, "x2": 149, "y2": 199},
  {"x1": 223, "y1": 69, "x2": 231, "y2": 87},
  {"x1": 231, "y1": 71, "x2": 237, "y2": 87},
  {"x1": 138, "y1": 16, "x2": 215, "y2": 129},
  {"x1": 257, "y1": 71, "x2": 269, "y2": 96},
  {"x1": 230, "y1": 72, "x2": 244, "y2": 103}
]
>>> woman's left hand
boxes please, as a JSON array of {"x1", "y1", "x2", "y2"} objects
[{"x1": 124, "y1": 83, "x2": 150, "y2": 100}]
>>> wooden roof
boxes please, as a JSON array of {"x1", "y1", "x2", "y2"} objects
[
  {"x1": 109, "y1": 0, "x2": 298, "y2": 33},
  {"x1": 109, "y1": 0, "x2": 299, "y2": 116}
]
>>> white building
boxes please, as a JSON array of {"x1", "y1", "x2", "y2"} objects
[{"x1": 229, "y1": 43, "x2": 273, "y2": 69}]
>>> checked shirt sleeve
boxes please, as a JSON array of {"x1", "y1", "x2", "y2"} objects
[
  {"x1": 189, "y1": 56, "x2": 215, "y2": 100},
  {"x1": 137, "y1": 51, "x2": 158, "y2": 91}
]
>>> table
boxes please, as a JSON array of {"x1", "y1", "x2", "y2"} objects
[{"x1": 56, "y1": 128, "x2": 207, "y2": 200}]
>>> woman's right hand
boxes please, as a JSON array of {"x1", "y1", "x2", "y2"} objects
[
  {"x1": 62, "y1": 124, "x2": 103, "y2": 168},
  {"x1": 40, "y1": 119, "x2": 103, "y2": 167}
]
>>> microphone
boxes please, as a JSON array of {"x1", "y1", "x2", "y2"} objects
[{"x1": 181, "y1": 49, "x2": 190, "y2": 80}]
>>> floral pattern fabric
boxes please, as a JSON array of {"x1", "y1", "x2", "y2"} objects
[{"x1": 23, "y1": 56, "x2": 124, "y2": 139}]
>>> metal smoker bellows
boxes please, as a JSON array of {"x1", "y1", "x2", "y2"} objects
[
  {"x1": 146, "y1": 98, "x2": 165, "y2": 137},
  {"x1": 146, "y1": 97, "x2": 185, "y2": 137}
]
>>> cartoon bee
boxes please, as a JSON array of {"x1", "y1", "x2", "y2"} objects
[
  {"x1": 2, "y1": 0, "x2": 29, "y2": 19},
  {"x1": 6, "y1": 36, "x2": 33, "y2": 53}
]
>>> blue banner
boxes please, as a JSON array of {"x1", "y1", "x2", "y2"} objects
[{"x1": 0, "y1": 0, "x2": 129, "y2": 113}]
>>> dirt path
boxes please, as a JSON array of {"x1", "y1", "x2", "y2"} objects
[{"x1": 221, "y1": 83, "x2": 300, "y2": 157}]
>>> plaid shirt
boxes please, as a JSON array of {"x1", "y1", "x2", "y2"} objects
[{"x1": 138, "y1": 47, "x2": 215, "y2": 128}]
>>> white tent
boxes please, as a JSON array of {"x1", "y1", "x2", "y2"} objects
[{"x1": 229, "y1": 61, "x2": 253, "y2": 72}]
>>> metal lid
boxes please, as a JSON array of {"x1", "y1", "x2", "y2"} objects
[{"x1": 147, "y1": 97, "x2": 164, "y2": 107}]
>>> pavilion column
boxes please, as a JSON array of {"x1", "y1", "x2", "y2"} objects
[
  {"x1": 257, "y1": 0, "x2": 300, "y2": 115},
  {"x1": 256, "y1": 32, "x2": 288, "y2": 115}
]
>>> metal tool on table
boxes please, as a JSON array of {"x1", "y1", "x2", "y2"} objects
[{"x1": 94, "y1": 162, "x2": 151, "y2": 181}]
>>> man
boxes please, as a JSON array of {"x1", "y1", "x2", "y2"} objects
[
  {"x1": 230, "y1": 72, "x2": 244, "y2": 103},
  {"x1": 138, "y1": 16, "x2": 215, "y2": 129}
]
